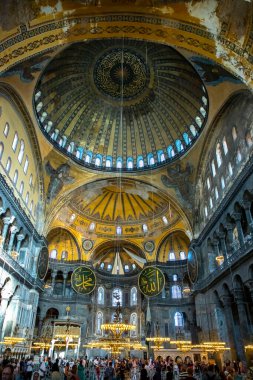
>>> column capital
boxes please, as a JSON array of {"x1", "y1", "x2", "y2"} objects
[
  {"x1": 232, "y1": 212, "x2": 242, "y2": 222},
  {"x1": 245, "y1": 280, "x2": 253, "y2": 291},
  {"x1": 221, "y1": 294, "x2": 233, "y2": 307},
  {"x1": 2, "y1": 217, "x2": 11, "y2": 225},
  {"x1": 17, "y1": 234, "x2": 25, "y2": 241},
  {"x1": 10, "y1": 226, "x2": 19, "y2": 234},
  {"x1": 233, "y1": 288, "x2": 244, "y2": 303},
  {"x1": 242, "y1": 200, "x2": 251, "y2": 210},
  {"x1": 218, "y1": 232, "x2": 226, "y2": 240}
]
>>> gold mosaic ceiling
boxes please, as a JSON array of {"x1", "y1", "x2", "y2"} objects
[{"x1": 34, "y1": 39, "x2": 208, "y2": 171}]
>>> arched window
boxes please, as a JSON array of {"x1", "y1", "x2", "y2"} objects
[
  {"x1": 124, "y1": 264, "x2": 129, "y2": 272},
  {"x1": 61, "y1": 251, "x2": 68, "y2": 260},
  {"x1": 202, "y1": 96, "x2": 207, "y2": 105},
  {"x1": 174, "y1": 312, "x2": 184, "y2": 327},
  {"x1": 137, "y1": 156, "x2": 144, "y2": 168},
  {"x1": 228, "y1": 162, "x2": 233, "y2": 176},
  {"x1": 245, "y1": 131, "x2": 253, "y2": 147},
  {"x1": 112, "y1": 288, "x2": 122, "y2": 306},
  {"x1": 106, "y1": 156, "x2": 112, "y2": 168},
  {"x1": 29, "y1": 174, "x2": 33, "y2": 187},
  {"x1": 157, "y1": 150, "x2": 165, "y2": 163},
  {"x1": 207, "y1": 177, "x2": 211, "y2": 189},
  {"x1": 167, "y1": 145, "x2": 175, "y2": 158},
  {"x1": 216, "y1": 143, "x2": 222, "y2": 168},
  {"x1": 183, "y1": 132, "x2": 191, "y2": 146},
  {"x1": 25, "y1": 192, "x2": 29, "y2": 205},
  {"x1": 18, "y1": 140, "x2": 25, "y2": 164},
  {"x1": 175, "y1": 139, "x2": 183, "y2": 152},
  {"x1": 180, "y1": 251, "x2": 186, "y2": 260},
  {"x1": 232, "y1": 126, "x2": 237, "y2": 141},
  {"x1": 98, "y1": 287, "x2": 104, "y2": 305},
  {"x1": 96, "y1": 312, "x2": 103, "y2": 334},
  {"x1": 5, "y1": 157, "x2": 11, "y2": 173},
  {"x1": 13, "y1": 170, "x2": 18, "y2": 185},
  {"x1": 0, "y1": 142, "x2": 3, "y2": 160},
  {"x1": 130, "y1": 287, "x2": 137, "y2": 306},
  {"x1": 116, "y1": 226, "x2": 122, "y2": 235},
  {"x1": 147, "y1": 153, "x2": 155, "y2": 166},
  {"x1": 215, "y1": 187, "x2": 219, "y2": 199},
  {"x1": 4, "y1": 122, "x2": 10, "y2": 137},
  {"x1": 221, "y1": 176, "x2": 225, "y2": 189},
  {"x1": 195, "y1": 116, "x2": 202, "y2": 128},
  {"x1": 142, "y1": 224, "x2": 148, "y2": 233},
  {"x1": 76, "y1": 147, "x2": 83, "y2": 159},
  {"x1": 172, "y1": 274, "x2": 178, "y2": 282},
  {"x1": 162, "y1": 216, "x2": 168, "y2": 225},
  {"x1": 12, "y1": 132, "x2": 18, "y2": 151},
  {"x1": 116, "y1": 157, "x2": 123, "y2": 169},
  {"x1": 200, "y1": 106, "x2": 206, "y2": 117},
  {"x1": 127, "y1": 157, "x2": 133, "y2": 169},
  {"x1": 36, "y1": 102, "x2": 43, "y2": 112},
  {"x1": 172, "y1": 285, "x2": 182, "y2": 299},
  {"x1": 30, "y1": 201, "x2": 34, "y2": 213},
  {"x1": 190, "y1": 125, "x2": 197, "y2": 137},
  {"x1": 222, "y1": 137, "x2": 228, "y2": 155},
  {"x1": 95, "y1": 155, "x2": 102, "y2": 166},
  {"x1": 24, "y1": 156, "x2": 29, "y2": 174},
  {"x1": 204, "y1": 206, "x2": 208, "y2": 217},
  {"x1": 130, "y1": 313, "x2": 137, "y2": 337},
  {"x1": 211, "y1": 160, "x2": 216, "y2": 177},
  {"x1": 209, "y1": 197, "x2": 213, "y2": 208},
  {"x1": 50, "y1": 249, "x2": 57, "y2": 259},
  {"x1": 19, "y1": 181, "x2": 24, "y2": 195},
  {"x1": 169, "y1": 252, "x2": 175, "y2": 261},
  {"x1": 89, "y1": 222, "x2": 95, "y2": 231},
  {"x1": 85, "y1": 152, "x2": 92, "y2": 163},
  {"x1": 236, "y1": 149, "x2": 242, "y2": 163}
]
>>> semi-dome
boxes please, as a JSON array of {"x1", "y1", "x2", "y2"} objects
[{"x1": 34, "y1": 39, "x2": 208, "y2": 172}]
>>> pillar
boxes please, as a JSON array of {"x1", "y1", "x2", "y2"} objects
[
  {"x1": 220, "y1": 295, "x2": 237, "y2": 361},
  {"x1": 226, "y1": 223, "x2": 234, "y2": 254},
  {"x1": 8, "y1": 226, "x2": 19, "y2": 253},
  {"x1": 218, "y1": 232, "x2": 228, "y2": 258},
  {"x1": 242, "y1": 201, "x2": 253, "y2": 234},
  {"x1": 63, "y1": 273, "x2": 68, "y2": 297},
  {"x1": 16, "y1": 234, "x2": 25, "y2": 252},
  {"x1": 51, "y1": 271, "x2": 57, "y2": 293},
  {"x1": 233, "y1": 288, "x2": 250, "y2": 342},
  {"x1": 245, "y1": 280, "x2": 253, "y2": 303},
  {"x1": 232, "y1": 213, "x2": 245, "y2": 248},
  {"x1": 1, "y1": 217, "x2": 11, "y2": 246}
]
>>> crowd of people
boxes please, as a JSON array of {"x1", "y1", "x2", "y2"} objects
[{"x1": 0, "y1": 356, "x2": 252, "y2": 380}]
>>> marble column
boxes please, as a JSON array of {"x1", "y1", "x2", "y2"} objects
[
  {"x1": 233, "y1": 288, "x2": 250, "y2": 342},
  {"x1": 232, "y1": 213, "x2": 245, "y2": 248},
  {"x1": 245, "y1": 280, "x2": 253, "y2": 304},
  {"x1": 218, "y1": 232, "x2": 228, "y2": 258},
  {"x1": 51, "y1": 271, "x2": 57, "y2": 293},
  {"x1": 242, "y1": 201, "x2": 253, "y2": 234},
  {"x1": 1, "y1": 217, "x2": 11, "y2": 246},
  {"x1": 8, "y1": 226, "x2": 19, "y2": 253},
  {"x1": 63, "y1": 273, "x2": 68, "y2": 297},
  {"x1": 16, "y1": 234, "x2": 25, "y2": 252},
  {"x1": 226, "y1": 223, "x2": 234, "y2": 255}
]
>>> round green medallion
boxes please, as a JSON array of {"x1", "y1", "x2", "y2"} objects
[
  {"x1": 71, "y1": 266, "x2": 96, "y2": 295},
  {"x1": 138, "y1": 266, "x2": 165, "y2": 297}
]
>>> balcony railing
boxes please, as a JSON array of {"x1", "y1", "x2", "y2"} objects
[
  {"x1": 0, "y1": 247, "x2": 44, "y2": 290},
  {"x1": 193, "y1": 236, "x2": 253, "y2": 291}
]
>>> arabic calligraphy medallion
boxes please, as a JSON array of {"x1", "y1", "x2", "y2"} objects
[
  {"x1": 138, "y1": 266, "x2": 165, "y2": 297},
  {"x1": 187, "y1": 248, "x2": 198, "y2": 284},
  {"x1": 71, "y1": 266, "x2": 96, "y2": 295},
  {"x1": 37, "y1": 246, "x2": 49, "y2": 280}
]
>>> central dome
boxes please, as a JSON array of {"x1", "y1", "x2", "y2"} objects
[{"x1": 34, "y1": 39, "x2": 208, "y2": 172}]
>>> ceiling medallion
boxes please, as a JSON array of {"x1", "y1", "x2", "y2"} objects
[
  {"x1": 93, "y1": 48, "x2": 150, "y2": 101},
  {"x1": 144, "y1": 240, "x2": 155, "y2": 253},
  {"x1": 82, "y1": 239, "x2": 93, "y2": 251}
]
